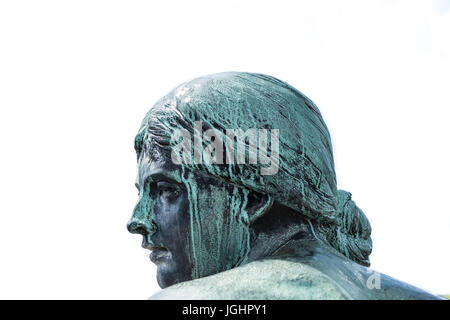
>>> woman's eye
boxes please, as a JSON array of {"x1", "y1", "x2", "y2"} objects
[{"x1": 157, "y1": 182, "x2": 180, "y2": 199}]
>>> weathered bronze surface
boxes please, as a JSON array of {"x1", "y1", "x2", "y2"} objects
[{"x1": 128, "y1": 72, "x2": 443, "y2": 299}]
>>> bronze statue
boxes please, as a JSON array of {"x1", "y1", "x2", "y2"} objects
[{"x1": 128, "y1": 72, "x2": 442, "y2": 299}]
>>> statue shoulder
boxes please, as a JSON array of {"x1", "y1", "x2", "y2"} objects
[
  {"x1": 150, "y1": 253, "x2": 444, "y2": 300},
  {"x1": 369, "y1": 272, "x2": 444, "y2": 300},
  {"x1": 149, "y1": 259, "x2": 351, "y2": 300}
]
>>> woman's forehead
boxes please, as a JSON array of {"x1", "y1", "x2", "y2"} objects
[
  {"x1": 137, "y1": 146, "x2": 183, "y2": 186},
  {"x1": 137, "y1": 142, "x2": 242, "y2": 192}
]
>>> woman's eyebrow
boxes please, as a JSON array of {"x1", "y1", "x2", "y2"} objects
[{"x1": 147, "y1": 170, "x2": 181, "y2": 184}]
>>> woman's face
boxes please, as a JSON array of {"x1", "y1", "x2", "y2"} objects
[{"x1": 127, "y1": 146, "x2": 252, "y2": 288}]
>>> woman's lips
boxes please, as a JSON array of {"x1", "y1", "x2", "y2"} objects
[
  {"x1": 141, "y1": 238, "x2": 170, "y2": 264},
  {"x1": 149, "y1": 248, "x2": 169, "y2": 264}
]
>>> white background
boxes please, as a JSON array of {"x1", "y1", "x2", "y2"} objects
[{"x1": 0, "y1": 0, "x2": 449, "y2": 299}]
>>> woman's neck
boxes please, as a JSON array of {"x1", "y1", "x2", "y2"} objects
[{"x1": 246, "y1": 202, "x2": 319, "y2": 262}]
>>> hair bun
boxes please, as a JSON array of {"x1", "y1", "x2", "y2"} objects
[{"x1": 326, "y1": 190, "x2": 373, "y2": 266}]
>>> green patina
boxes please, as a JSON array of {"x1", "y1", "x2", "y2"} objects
[{"x1": 180, "y1": 164, "x2": 252, "y2": 280}]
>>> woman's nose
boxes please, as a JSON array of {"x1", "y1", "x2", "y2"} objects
[
  {"x1": 127, "y1": 200, "x2": 157, "y2": 235},
  {"x1": 127, "y1": 218, "x2": 154, "y2": 235}
]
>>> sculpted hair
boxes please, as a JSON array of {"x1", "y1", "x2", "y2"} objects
[{"x1": 135, "y1": 72, "x2": 372, "y2": 266}]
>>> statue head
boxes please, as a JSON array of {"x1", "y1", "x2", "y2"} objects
[{"x1": 127, "y1": 72, "x2": 372, "y2": 289}]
